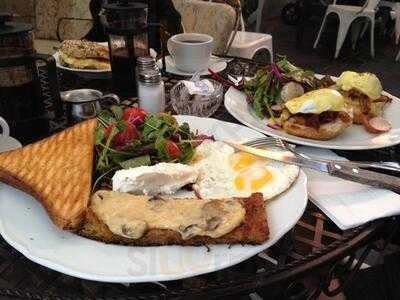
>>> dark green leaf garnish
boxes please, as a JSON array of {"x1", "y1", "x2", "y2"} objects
[{"x1": 120, "y1": 155, "x2": 151, "y2": 169}]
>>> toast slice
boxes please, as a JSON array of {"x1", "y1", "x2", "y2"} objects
[
  {"x1": 80, "y1": 192, "x2": 269, "y2": 246},
  {"x1": 0, "y1": 119, "x2": 97, "y2": 230}
]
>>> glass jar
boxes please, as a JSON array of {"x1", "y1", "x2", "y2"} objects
[{"x1": 170, "y1": 79, "x2": 223, "y2": 117}]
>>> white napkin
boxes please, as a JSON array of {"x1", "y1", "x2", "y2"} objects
[{"x1": 297, "y1": 146, "x2": 400, "y2": 230}]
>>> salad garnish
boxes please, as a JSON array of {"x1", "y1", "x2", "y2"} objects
[
  {"x1": 93, "y1": 106, "x2": 208, "y2": 189},
  {"x1": 243, "y1": 56, "x2": 335, "y2": 124}
]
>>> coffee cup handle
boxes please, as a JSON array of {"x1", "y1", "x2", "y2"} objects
[
  {"x1": 0, "y1": 117, "x2": 10, "y2": 141},
  {"x1": 167, "y1": 38, "x2": 176, "y2": 59}
]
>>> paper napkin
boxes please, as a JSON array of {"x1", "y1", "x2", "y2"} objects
[{"x1": 298, "y1": 147, "x2": 400, "y2": 230}]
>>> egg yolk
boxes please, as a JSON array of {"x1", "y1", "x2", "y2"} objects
[
  {"x1": 235, "y1": 176, "x2": 246, "y2": 190},
  {"x1": 230, "y1": 152, "x2": 264, "y2": 171},
  {"x1": 234, "y1": 167, "x2": 273, "y2": 191}
]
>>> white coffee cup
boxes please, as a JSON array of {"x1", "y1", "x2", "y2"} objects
[
  {"x1": 0, "y1": 117, "x2": 9, "y2": 144},
  {"x1": 167, "y1": 33, "x2": 214, "y2": 73}
]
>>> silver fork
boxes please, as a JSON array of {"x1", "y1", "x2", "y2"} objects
[{"x1": 243, "y1": 137, "x2": 400, "y2": 173}]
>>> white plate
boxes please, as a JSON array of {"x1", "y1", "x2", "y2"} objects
[
  {"x1": 0, "y1": 135, "x2": 22, "y2": 153},
  {"x1": 54, "y1": 42, "x2": 157, "y2": 79},
  {"x1": 0, "y1": 115, "x2": 307, "y2": 283},
  {"x1": 156, "y1": 56, "x2": 227, "y2": 76},
  {"x1": 54, "y1": 42, "x2": 112, "y2": 79},
  {"x1": 224, "y1": 87, "x2": 400, "y2": 150}
]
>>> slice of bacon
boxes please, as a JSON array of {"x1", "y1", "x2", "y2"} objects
[
  {"x1": 375, "y1": 95, "x2": 392, "y2": 103},
  {"x1": 291, "y1": 111, "x2": 351, "y2": 130},
  {"x1": 359, "y1": 98, "x2": 370, "y2": 114}
]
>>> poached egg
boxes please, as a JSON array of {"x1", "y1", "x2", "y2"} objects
[
  {"x1": 112, "y1": 163, "x2": 198, "y2": 195},
  {"x1": 336, "y1": 71, "x2": 382, "y2": 100},
  {"x1": 284, "y1": 88, "x2": 347, "y2": 115}
]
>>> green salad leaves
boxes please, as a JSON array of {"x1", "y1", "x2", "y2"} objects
[
  {"x1": 243, "y1": 56, "x2": 334, "y2": 122},
  {"x1": 93, "y1": 106, "x2": 200, "y2": 189}
]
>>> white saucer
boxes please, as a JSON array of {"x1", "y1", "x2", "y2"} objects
[
  {"x1": 0, "y1": 136, "x2": 22, "y2": 153},
  {"x1": 157, "y1": 55, "x2": 227, "y2": 76}
]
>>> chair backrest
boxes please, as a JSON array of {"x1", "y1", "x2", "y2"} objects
[
  {"x1": 333, "y1": 0, "x2": 380, "y2": 10},
  {"x1": 36, "y1": 0, "x2": 92, "y2": 40},
  {"x1": 172, "y1": 0, "x2": 236, "y2": 55},
  {"x1": 366, "y1": 0, "x2": 381, "y2": 10}
]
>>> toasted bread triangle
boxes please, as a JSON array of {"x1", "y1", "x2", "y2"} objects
[{"x1": 0, "y1": 119, "x2": 97, "y2": 230}]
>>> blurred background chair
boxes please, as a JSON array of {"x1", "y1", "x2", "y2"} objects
[
  {"x1": 227, "y1": 0, "x2": 273, "y2": 62},
  {"x1": 173, "y1": 0, "x2": 273, "y2": 61},
  {"x1": 172, "y1": 0, "x2": 237, "y2": 55},
  {"x1": 313, "y1": 0, "x2": 380, "y2": 59},
  {"x1": 227, "y1": 31, "x2": 274, "y2": 62},
  {"x1": 247, "y1": 0, "x2": 266, "y2": 32}
]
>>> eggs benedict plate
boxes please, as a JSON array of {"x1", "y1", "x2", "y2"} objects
[{"x1": 224, "y1": 75, "x2": 400, "y2": 150}]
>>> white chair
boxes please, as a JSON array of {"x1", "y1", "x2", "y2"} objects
[
  {"x1": 313, "y1": 0, "x2": 380, "y2": 59},
  {"x1": 227, "y1": 31, "x2": 274, "y2": 62},
  {"x1": 226, "y1": 1, "x2": 273, "y2": 62},
  {"x1": 247, "y1": 0, "x2": 266, "y2": 33}
]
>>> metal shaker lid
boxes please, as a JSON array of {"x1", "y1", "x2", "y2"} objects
[
  {"x1": 138, "y1": 69, "x2": 161, "y2": 85},
  {"x1": 137, "y1": 56, "x2": 156, "y2": 67}
]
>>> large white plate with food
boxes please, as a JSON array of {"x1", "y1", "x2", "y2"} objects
[
  {"x1": 0, "y1": 115, "x2": 307, "y2": 283},
  {"x1": 225, "y1": 86, "x2": 400, "y2": 150}
]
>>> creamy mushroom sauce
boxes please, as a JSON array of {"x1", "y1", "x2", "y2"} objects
[{"x1": 91, "y1": 190, "x2": 246, "y2": 240}]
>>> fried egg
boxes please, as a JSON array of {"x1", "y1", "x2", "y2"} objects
[{"x1": 191, "y1": 140, "x2": 299, "y2": 200}]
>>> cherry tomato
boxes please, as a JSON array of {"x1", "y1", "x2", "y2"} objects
[
  {"x1": 104, "y1": 122, "x2": 139, "y2": 147},
  {"x1": 113, "y1": 123, "x2": 139, "y2": 146},
  {"x1": 165, "y1": 140, "x2": 181, "y2": 158},
  {"x1": 123, "y1": 107, "x2": 147, "y2": 125}
]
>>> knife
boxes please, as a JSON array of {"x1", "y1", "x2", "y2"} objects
[{"x1": 225, "y1": 142, "x2": 400, "y2": 195}]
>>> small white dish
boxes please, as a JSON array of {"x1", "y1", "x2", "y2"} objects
[
  {"x1": 157, "y1": 55, "x2": 227, "y2": 76},
  {"x1": 0, "y1": 116, "x2": 307, "y2": 283},
  {"x1": 0, "y1": 135, "x2": 22, "y2": 153}
]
